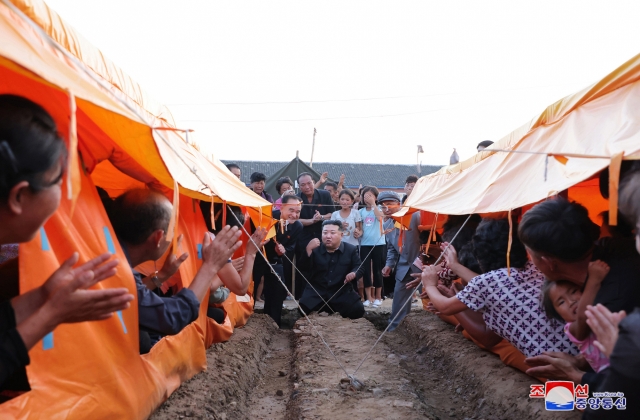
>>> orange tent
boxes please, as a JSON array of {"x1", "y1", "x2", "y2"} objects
[
  {"x1": 401, "y1": 53, "x2": 640, "y2": 219},
  {"x1": 0, "y1": 0, "x2": 273, "y2": 417}
]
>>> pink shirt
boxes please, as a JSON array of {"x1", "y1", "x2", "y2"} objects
[{"x1": 564, "y1": 323, "x2": 610, "y2": 372}]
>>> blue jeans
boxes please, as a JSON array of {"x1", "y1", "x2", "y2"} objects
[{"x1": 388, "y1": 271, "x2": 415, "y2": 331}]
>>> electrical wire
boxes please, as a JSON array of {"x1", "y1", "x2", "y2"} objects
[{"x1": 166, "y1": 84, "x2": 567, "y2": 106}]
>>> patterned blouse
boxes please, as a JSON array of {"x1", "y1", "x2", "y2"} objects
[{"x1": 456, "y1": 261, "x2": 579, "y2": 357}]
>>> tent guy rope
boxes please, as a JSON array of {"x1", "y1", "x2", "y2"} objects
[{"x1": 350, "y1": 214, "x2": 473, "y2": 379}]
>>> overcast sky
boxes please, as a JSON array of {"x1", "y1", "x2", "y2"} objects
[{"x1": 45, "y1": 0, "x2": 640, "y2": 167}]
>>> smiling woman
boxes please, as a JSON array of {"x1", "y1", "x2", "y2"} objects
[{"x1": 0, "y1": 95, "x2": 133, "y2": 392}]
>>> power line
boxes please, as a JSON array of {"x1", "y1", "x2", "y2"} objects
[
  {"x1": 179, "y1": 99, "x2": 511, "y2": 123},
  {"x1": 166, "y1": 83, "x2": 567, "y2": 106}
]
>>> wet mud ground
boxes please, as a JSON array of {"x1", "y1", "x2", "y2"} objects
[{"x1": 150, "y1": 312, "x2": 580, "y2": 420}]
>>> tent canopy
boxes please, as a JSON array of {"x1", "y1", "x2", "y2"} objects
[
  {"x1": 403, "y1": 53, "x2": 640, "y2": 216},
  {"x1": 2, "y1": 0, "x2": 271, "y2": 210}
]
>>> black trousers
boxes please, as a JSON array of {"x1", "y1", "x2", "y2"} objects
[
  {"x1": 359, "y1": 245, "x2": 385, "y2": 288},
  {"x1": 299, "y1": 287, "x2": 364, "y2": 320},
  {"x1": 282, "y1": 251, "x2": 294, "y2": 293},
  {"x1": 252, "y1": 258, "x2": 269, "y2": 298},
  {"x1": 263, "y1": 263, "x2": 287, "y2": 327}
]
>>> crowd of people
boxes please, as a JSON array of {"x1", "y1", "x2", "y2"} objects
[
  {"x1": 228, "y1": 163, "x2": 423, "y2": 320},
  {"x1": 1, "y1": 94, "x2": 638, "y2": 418},
  {"x1": 228, "y1": 138, "x2": 640, "y2": 418}
]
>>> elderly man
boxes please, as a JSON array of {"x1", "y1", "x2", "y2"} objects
[
  {"x1": 378, "y1": 191, "x2": 402, "y2": 298},
  {"x1": 295, "y1": 172, "x2": 334, "y2": 298},
  {"x1": 261, "y1": 195, "x2": 303, "y2": 326},
  {"x1": 298, "y1": 220, "x2": 365, "y2": 319},
  {"x1": 106, "y1": 189, "x2": 243, "y2": 353},
  {"x1": 383, "y1": 199, "x2": 423, "y2": 331}
]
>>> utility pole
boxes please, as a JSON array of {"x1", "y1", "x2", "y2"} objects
[
  {"x1": 417, "y1": 145, "x2": 424, "y2": 175},
  {"x1": 310, "y1": 128, "x2": 317, "y2": 168}
]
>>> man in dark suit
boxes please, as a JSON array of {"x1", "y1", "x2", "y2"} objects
[
  {"x1": 295, "y1": 172, "x2": 334, "y2": 298},
  {"x1": 261, "y1": 195, "x2": 303, "y2": 327},
  {"x1": 298, "y1": 220, "x2": 365, "y2": 319}
]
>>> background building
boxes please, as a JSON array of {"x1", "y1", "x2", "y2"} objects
[{"x1": 223, "y1": 157, "x2": 441, "y2": 197}]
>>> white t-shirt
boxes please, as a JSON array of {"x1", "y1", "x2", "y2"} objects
[
  {"x1": 331, "y1": 209, "x2": 362, "y2": 246},
  {"x1": 456, "y1": 261, "x2": 579, "y2": 358}
]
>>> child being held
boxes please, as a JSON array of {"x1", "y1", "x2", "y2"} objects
[{"x1": 542, "y1": 260, "x2": 611, "y2": 372}]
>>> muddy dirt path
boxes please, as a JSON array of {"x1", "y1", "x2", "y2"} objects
[
  {"x1": 289, "y1": 314, "x2": 431, "y2": 419},
  {"x1": 247, "y1": 328, "x2": 295, "y2": 419},
  {"x1": 150, "y1": 312, "x2": 579, "y2": 420}
]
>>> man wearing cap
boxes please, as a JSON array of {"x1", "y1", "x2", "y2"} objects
[
  {"x1": 378, "y1": 191, "x2": 402, "y2": 298},
  {"x1": 380, "y1": 191, "x2": 423, "y2": 331}
]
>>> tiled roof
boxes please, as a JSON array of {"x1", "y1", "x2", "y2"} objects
[{"x1": 222, "y1": 160, "x2": 441, "y2": 188}]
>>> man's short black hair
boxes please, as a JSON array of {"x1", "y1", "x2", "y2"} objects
[
  {"x1": 297, "y1": 172, "x2": 314, "y2": 182},
  {"x1": 275, "y1": 176, "x2": 293, "y2": 194},
  {"x1": 322, "y1": 219, "x2": 343, "y2": 231},
  {"x1": 250, "y1": 172, "x2": 266, "y2": 183},
  {"x1": 226, "y1": 163, "x2": 240, "y2": 171},
  {"x1": 405, "y1": 175, "x2": 418, "y2": 184},
  {"x1": 281, "y1": 195, "x2": 302, "y2": 205},
  {"x1": 477, "y1": 140, "x2": 494, "y2": 150},
  {"x1": 518, "y1": 198, "x2": 600, "y2": 261},
  {"x1": 108, "y1": 189, "x2": 171, "y2": 245},
  {"x1": 324, "y1": 181, "x2": 338, "y2": 190}
]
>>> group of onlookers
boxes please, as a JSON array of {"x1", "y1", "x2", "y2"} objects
[
  {"x1": 231, "y1": 143, "x2": 640, "y2": 418},
  {"x1": 229, "y1": 162, "x2": 421, "y2": 310}
]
